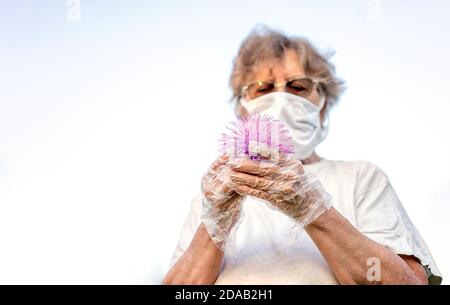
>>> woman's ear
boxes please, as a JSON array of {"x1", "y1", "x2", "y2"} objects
[
  {"x1": 320, "y1": 98, "x2": 328, "y2": 127},
  {"x1": 235, "y1": 99, "x2": 248, "y2": 118}
]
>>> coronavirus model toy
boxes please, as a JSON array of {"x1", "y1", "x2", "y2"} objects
[{"x1": 219, "y1": 113, "x2": 294, "y2": 161}]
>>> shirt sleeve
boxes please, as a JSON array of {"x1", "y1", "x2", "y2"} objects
[
  {"x1": 167, "y1": 193, "x2": 202, "y2": 269},
  {"x1": 353, "y1": 162, "x2": 442, "y2": 285}
]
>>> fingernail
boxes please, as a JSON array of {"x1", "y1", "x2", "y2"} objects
[{"x1": 228, "y1": 157, "x2": 242, "y2": 168}]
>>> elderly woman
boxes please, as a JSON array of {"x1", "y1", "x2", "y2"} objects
[{"x1": 163, "y1": 27, "x2": 441, "y2": 285}]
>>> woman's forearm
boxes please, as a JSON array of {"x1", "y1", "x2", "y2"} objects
[
  {"x1": 305, "y1": 208, "x2": 426, "y2": 285},
  {"x1": 162, "y1": 224, "x2": 224, "y2": 284}
]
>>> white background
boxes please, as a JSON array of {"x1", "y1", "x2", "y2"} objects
[{"x1": 0, "y1": 0, "x2": 449, "y2": 284}]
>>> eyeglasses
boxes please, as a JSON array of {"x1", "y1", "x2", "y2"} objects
[{"x1": 241, "y1": 77, "x2": 322, "y2": 100}]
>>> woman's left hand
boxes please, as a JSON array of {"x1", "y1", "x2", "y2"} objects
[{"x1": 221, "y1": 155, "x2": 332, "y2": 226}]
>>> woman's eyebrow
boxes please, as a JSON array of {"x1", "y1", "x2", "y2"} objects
[
  {"x1": 286, "y1": 74, "x2": 306, "y2": 80},
  {"x1": 252, "y1": 75, "x2": 305, "y2": 83}
]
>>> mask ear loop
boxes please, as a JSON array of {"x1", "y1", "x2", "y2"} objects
[
  {"x1": 316, "y1": 83, "x2": 327, "y2": 109},
  {"x1": 320, "y1": 101, "x2": 330, "y2": 142},
  {"x1": 237, "y1": 97, "x2": 248, "y2": 117},
  {"x1": 316, "y1": 84, "x2": 330, "y2": 135},
  {"x1": 238, "y1": 82, "x2": 251, "y2": 114}
]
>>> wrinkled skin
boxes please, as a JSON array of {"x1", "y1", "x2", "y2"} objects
[{"x1": 221, "y1": 154, "x2": 331, "y2": 225}]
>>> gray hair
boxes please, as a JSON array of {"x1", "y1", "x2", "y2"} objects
[{"x1": 229, "y1": 26, "x2": 345, "y2": 114}]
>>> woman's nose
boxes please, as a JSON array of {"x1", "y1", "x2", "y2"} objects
[{"x1": 274, "y1": 82, "x2": 287, "y2": 92}]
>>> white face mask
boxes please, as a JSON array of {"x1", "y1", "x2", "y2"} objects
[{"x1": 240, "y1": 92, "x2": 328, "y2": 160}]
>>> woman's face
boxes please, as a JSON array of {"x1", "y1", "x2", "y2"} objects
[
  {"x1": 241, "y1": 48, "x2": 326, "y2": 121},
  {"x1": 247, "y1": 48, "x2": 323, "y2": 102}
]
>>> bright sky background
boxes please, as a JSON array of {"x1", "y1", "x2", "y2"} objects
[{"x1": 0, "y1": 0, "x2": 449, "y2": 284}]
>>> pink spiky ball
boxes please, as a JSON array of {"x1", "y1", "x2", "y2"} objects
[{"x1": 219, "y1": 114, "x2": 294, "y2": 161}]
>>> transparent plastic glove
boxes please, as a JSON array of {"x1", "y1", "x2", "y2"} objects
[
  {"x1": 200, "y1": 154, "x2": 244, "y2": 250},
  {"x1": 221, "y1": 154, "x2": 332, "y2": 227}
]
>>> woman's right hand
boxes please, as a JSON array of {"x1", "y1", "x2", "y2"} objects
[{"x1": 201, "y1": 154, "x2": 244, "y2": 250}]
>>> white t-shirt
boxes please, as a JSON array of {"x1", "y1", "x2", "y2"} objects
[{"x1": 169, "y1": 159, "x2": 442, "y2": 284}]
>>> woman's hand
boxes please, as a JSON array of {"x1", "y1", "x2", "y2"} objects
[
  {"x1": 221, "y1": 155, "x2": 332, "y2": 227},
  {"x1": 201, "y1": 154, "x2": 244, "y2": 250}
]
